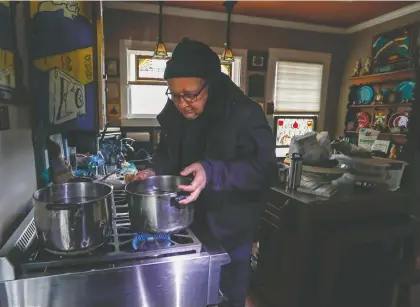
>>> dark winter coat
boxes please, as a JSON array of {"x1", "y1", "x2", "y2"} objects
[{"x1": 153, "y1": 73, "x2": 277, "y2": 251}]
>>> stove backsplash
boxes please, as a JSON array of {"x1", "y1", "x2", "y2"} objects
[{"x1": 0, "y1": 3, "x2": 37, "y2": 248}]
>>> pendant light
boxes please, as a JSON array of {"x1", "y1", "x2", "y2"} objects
[
  {"x1": 220, "y1": 1, "x2": 237, "y2": 64},
  {"x1": 153, "y1": 1, "x2": 168, "y2": 59}
]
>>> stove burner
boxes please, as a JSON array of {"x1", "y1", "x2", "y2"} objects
[
  {"x1": 132, "y1": 233, "x2": 172, "y2": 251},
  {"x1": 19, "y1": 190, "x2": 203, "y2": 275}
]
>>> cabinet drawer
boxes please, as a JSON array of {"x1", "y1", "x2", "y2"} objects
[
  {"x1": 262, "y1": 209, "x2": 281, "y2": 228},
  {"x1": 266, "y1": 188, "x2": 290, "y2": 210}
]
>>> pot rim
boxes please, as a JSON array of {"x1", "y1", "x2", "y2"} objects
[
  {"x1": 33, "y1": 182, "x2": 114, "y2": 205},
  {"x1": 125, "y1": 175, "x2": 191, "y2": 197}
]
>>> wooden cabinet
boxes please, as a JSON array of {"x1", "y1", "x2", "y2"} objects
[{"x1": 255, "y1": 188, "x2": 296, "y2": 305}]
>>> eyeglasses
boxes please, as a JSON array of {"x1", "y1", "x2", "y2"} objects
[{"x1": 165, "y1": 83, "x2": 208, "y2": 104}]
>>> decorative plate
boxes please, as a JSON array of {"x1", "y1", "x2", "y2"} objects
[
  {"x1": 356, "y1": 112, "x2": 370, "y2": 129},
  {"x1": 388, "y1": 111, "x2": 409, "y2": 129},
  {"x1": 395, "y1": 81, "x2": 415, "y2": 103},
  {"x1": 356, "y1": 85, "x2": 374, "y2": 104}
]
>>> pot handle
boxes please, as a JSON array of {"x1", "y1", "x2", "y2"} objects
[
  {"x1": 46, "y1": 203, "x2": 83, "y2": 211},
  {"x1": 170, "y1": 191, "x2": 190, "y2": 209}
]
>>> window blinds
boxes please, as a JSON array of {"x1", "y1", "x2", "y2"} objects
[{"x1": 274, "y1": 61, "x2": 323, "y2": 112}]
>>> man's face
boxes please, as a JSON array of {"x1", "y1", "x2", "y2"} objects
[{"x1": 167, "y1": 77, "x2": 208, "y2": 120}]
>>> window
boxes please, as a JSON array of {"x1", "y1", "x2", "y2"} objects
[
  {"x1": 274, "y1": 61, "x2": 323, "y2": 112},
  {"x1": 119, "y1": 40, "x2": 246, "y2": 121},
  {"x1": 266, "y1": 48, "x2": 331, "y2": 130},
  {"x1": 266, "y1": 48, "x2": 331, "y2": 158}
]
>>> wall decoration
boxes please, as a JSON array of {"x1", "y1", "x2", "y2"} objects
[
  {"x1": 247, "y1": 50, "x2": 268, "y2": 72},
  {"x1": 274, "y1": 116, "x2": 316, "y2": 147},
  {"x1": 371, "y1": 25, "x2": 416, "y2": 73},
  {"x1": 395, "y1": 80, "x2": 415, "y2": 103},
  {"x1": 135, "y1": 55, "x2": 168, "y2": 81},
  {"x1": 0, "y1": 1, "x2": 16, "y2": 102},
  {"x1": 106, "y1": 102, "x2": 120, "y2": 118},
  {"x1": 49, "y1": 68, "x2": 86, "y2": 124},
  {"x1": 351, "y1": 58, "x2": 362, "y2": 77},
  {"x1": 360, "y1": 56, "x2": 372, "y2": 76},
  {"x1": 105, "y1": 58, "x2": 118, "y2": 77},
  {"x1": 248, "y1": 74, "x2": 265, "y2": 98},
  {"x1": 30, "y1": 1, "x2": 96, "y2": 130}
]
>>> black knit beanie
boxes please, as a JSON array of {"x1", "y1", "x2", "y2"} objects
[{"x1": 164, "y1": 38, "x2": 221, "y2": 80}]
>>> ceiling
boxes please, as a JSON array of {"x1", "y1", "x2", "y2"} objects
[{"x1": 163, "y1": 1, "x2": 416, "y2": 28}]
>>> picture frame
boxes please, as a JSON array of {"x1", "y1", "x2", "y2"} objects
[
  {"x1": 106, "y1": 58, "x2": 119, "y2": 77},
  {"x1": 247, "y1": 50, "x2": 268, "y2": 72},
  {"x1": 371, "y1": 24, "x2": 417, "y2": 73}
]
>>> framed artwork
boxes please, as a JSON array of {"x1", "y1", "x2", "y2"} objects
[
  {"x1": 106, "y1": 101, "x2": 120, "y2": 118},
  {"x1": 106, "y1": 58, "x2": 119, "y2": 77},
  {"x1": 273, "y1": 115, "x2": 317, "y2": 157},
  {"x1": 371, "y1": 25, "x2": 417, "y2": 73},
  {"x1": 247, "y1": 50, "x2": 268, "y2": 72}
]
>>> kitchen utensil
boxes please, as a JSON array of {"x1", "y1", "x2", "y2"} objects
[
  {"x1": 33, "y1": 182, "x2": 113, "y2": 255},
  {"x1": 288, "y1": 153, "x2": 303, "y2": 190},
  {"x1": 125, "y1": 175, "x2": 194, "y2": 234}
]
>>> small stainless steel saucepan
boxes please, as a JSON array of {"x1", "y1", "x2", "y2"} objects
[{"x1": 125, "y1": 175, "x2": 194, "y2": 234}]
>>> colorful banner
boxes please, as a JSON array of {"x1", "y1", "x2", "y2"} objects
[
  {"x1": 0, "y1": 1, "x2": 16, "y2": 101},
  {"x1": 30, "y1": 1, "x2": 96, "y2": 130}
]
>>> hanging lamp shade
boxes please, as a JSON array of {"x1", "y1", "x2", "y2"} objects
[
  {"x1": 153, "y1": 2, "x2": 168, "y2": 59},
  {"x1": 153, "y1": 41, "x2": 168, "y2": 59},
  {"x1": 220, "y1": 1, "x2": 237, "y2": 64},
  {"x1": 220, "y1": 44, "x2": 234, "y2": 64}
]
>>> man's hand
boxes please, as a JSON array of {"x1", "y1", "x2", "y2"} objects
[
  {"x1": 178, "y1": 162, "x2": 207, "y2": 205},
  {"x1": 133, "y1": 169, "x2": 156, "y2": 181}
]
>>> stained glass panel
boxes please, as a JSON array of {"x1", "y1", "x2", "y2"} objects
[
  {"x1": 135, "y1": 55, "x2": 233, "y2": 80},
  {"x1": 275, "y1": 117, "x2": 315, "y2": 146},
  {"x1": 136, "y1": 56, "x2": 168, "y2": 80},
  {"x1": 221, "y1": 64, "x2": 231, "y2": 77}
]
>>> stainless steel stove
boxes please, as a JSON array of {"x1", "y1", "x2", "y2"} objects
[{"x1": 0, "y1": 189, "x2": 230, "y2": 307}]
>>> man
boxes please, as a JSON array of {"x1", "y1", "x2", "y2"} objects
[{"x1": 135, "y1": 38, "x2": 276, "y2": 307}]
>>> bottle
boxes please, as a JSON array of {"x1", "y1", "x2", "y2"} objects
[{"x1": 288, "y1": 153, "x2": 303, "y2": 190}]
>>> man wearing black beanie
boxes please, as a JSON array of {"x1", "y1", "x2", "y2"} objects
[{"x1": 135, "y1": 38, "x2": 276, "y2": 307}]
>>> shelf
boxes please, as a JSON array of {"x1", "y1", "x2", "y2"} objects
[
  {"x1": 348, "y1": 69, "x2": 415, "y2": 85},
  {"x1": 345, "y1": 131, "x2": 407, "y2": 137},
  {"x1": 345, "y1": 130, "x2": 407, "y2": 144},
  {"x1": 348, "y1": 103, "x2": 412, "y2": 108}
]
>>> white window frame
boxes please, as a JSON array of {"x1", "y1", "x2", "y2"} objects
[
  {"x1": 119, "y1": 39, "x2": 247, "y2": 126},
  {"x1": 266, "y1": 48, "x2": 331, "y2": 131}
]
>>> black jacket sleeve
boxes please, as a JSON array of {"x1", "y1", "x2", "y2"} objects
[{"x1": 200, "y1": 103, "x2": 277, "y2": 191}]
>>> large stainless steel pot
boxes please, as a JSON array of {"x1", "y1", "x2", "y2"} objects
[
  {"x1": 125, "y1": 176, "x2": 194, "y2": 234},
  {"x1": 33, "y1": 182, "x2": 113, "y2": 255}
]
